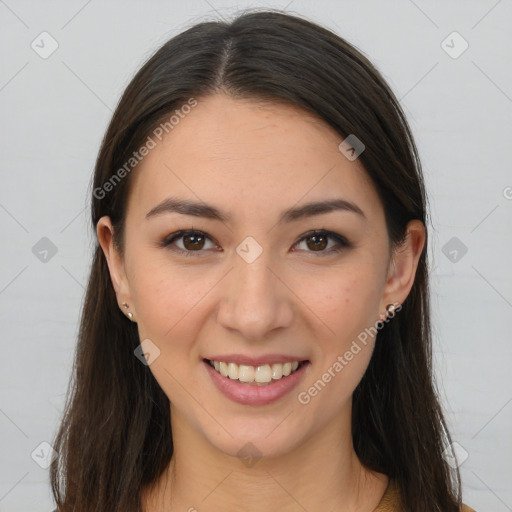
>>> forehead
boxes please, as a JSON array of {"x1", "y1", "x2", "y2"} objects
[{"x1": 127, "y1": 94, "x2": 383, "y2": 225}]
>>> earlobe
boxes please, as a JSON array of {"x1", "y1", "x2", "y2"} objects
[{"x1": 382, "y1": 219, "x2": 426, "y2": 309}]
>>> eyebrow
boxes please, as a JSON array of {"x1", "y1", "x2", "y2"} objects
[{"x1": 145, "y1": 196, "x2": 366, "y2": 223}]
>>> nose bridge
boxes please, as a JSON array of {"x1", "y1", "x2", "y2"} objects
[{"x1": 217, "y1": 244, "x2": 293, "y2": 339}]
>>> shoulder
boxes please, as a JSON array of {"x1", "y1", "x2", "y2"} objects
[{"x1": 375, "y1": 478, "x2": 478, "y2": 512}]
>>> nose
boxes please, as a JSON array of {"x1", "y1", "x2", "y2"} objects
[{"x1": 216, "y1": 249, "x2": 294, "y2": 341}]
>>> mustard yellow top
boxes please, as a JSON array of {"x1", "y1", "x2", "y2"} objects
[{"x1": 373, "y1": 479, "x2": 477, "y2": 512}]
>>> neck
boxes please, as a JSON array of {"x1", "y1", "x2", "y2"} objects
[{"x1": 142, "y1": 406, "x2": 389, "y2": 512}]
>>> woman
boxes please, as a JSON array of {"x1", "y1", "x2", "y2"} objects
[{"x1": 50, "y1": 9, "x2": 477, "y2": 512}]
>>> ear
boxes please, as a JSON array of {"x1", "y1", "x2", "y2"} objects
[
  {"x1": 380, "y1": 219, "x2": 426, "y2": 311},
  {"x1": 96, "y1": 216, "x2": 132, "y2": 311}
]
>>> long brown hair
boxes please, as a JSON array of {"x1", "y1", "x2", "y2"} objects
[{"x1": 50, "y1": 9, "x2": 463, "y2": 511}]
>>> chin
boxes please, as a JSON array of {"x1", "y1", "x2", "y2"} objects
[{"x1": 198, "y1": 416, "x2": 304, "y2": 464}]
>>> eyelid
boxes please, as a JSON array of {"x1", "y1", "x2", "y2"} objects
[{"x1": 161, "y1": 228, "x2": 350, "y2": 256}]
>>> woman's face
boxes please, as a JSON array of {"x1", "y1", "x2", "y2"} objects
[{"x1": 99, "y1": 94, "x2": 422, "y2": 461}]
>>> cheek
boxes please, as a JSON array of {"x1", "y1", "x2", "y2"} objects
[
  {"x1": 295, "y1": 264, "x2": 384, "y2": 403},
  {"x1": 308, "y1": 266, "x2": 384, "y2": 340},
  {"x1": 127, "y1": 255, "x2": 211, "y2": 404},
  {"x1": 128, "y1": 252, "x2": 209, "y2": 339}
]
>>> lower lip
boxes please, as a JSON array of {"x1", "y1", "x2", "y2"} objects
[{"x1": 203, "y1": 360, "x2": 310, "y2": 406}]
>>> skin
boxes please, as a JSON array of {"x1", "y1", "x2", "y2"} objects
[{"x1": 97, "y1": 94, "x2": 425, "y2": 512}]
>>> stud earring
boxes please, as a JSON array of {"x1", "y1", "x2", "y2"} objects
[
  {"x1": 385, "y1": 303, "x2": 401, "y2": 319},
  {"x1": 122, "y1": 302, "x2": 134, "y2": 321}
]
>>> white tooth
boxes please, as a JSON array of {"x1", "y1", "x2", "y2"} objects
[
  {"x1": 219, "y1": 361, "x2": 229, "y2": 377},
  {"x1": 228, "y1": 362, "x2": 238, "y2": 380},
  {"x1": 271, "y1": 363, "x2": 283, "y2": 380},
  {"x1": 255, "y1": 364, "x2": 272, "y2": 383},
  {"x1": 214, "y1": 361, "x2": 300, "y2": 382},
  {"x1": 238, "y1": 364, "x2": 255, "y2": 383}
]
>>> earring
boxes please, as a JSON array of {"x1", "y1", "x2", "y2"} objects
[
  {"x1": 122, "y1": 302, "x2": 134, "y2": 321},
  {"x1": 386, "y1": 303, "x2": 396, "y2": 315}
]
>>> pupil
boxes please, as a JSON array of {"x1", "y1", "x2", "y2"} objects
[
  {"x1": 308, "y1": 235, "x2": 327, "y2": 251},
  {"x1": 184, "y1": 234, "x2": 204, "y2": 250}
]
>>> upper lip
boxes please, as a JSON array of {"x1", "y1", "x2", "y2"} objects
[{"x1": 204, "y1": 354, "x2": 309, "y2": 366}]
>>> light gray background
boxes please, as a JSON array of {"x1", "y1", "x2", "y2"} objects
[{"x1": 1, "y1": 1, "x2": 511, "y2": 511}]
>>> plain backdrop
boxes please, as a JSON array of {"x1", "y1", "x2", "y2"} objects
[{"x1": 0, "y1": 1, "x2": 511, "y2": 511}]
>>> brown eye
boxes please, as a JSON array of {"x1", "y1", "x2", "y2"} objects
[
  {"x1": 294, "y1": 230, "x2": 350, "y2": 255},
  {"x1": 305, "y1": 233, "x2": 328, "y2": 251},
  {"x1": 162, "y1": 230, "x2": 217, "y2": 256},
  {"x1": 182, "y1": 232, "x2": 206, "y2": 250},
  {"x1": 162, "y1": 229, "x2": 350, "y2": 258}
]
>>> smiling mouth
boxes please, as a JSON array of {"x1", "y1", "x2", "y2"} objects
[{"x1": 204, "y1": 359, "x2": 308, "y2": 386}]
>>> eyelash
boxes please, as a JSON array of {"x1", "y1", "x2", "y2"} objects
[{"x1": 160, "y1": 229, "x2": 351, "y2": 257}]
